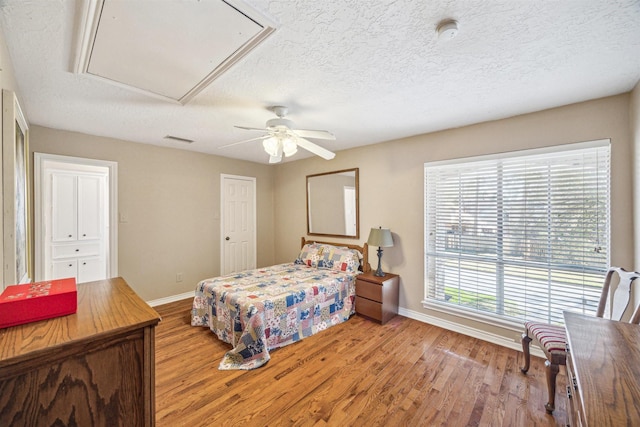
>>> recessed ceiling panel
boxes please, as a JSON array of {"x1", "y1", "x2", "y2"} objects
[{"x1": 81, "y1": 0, "x2": 274, "y2": 103}]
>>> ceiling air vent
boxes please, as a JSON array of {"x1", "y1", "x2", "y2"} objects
[
  {"x1": 164, "y1": 135, "x2": 194, "y2": 144},
  {"x1": 73, "y1": 0, "x2": 277, "y2": 104}
]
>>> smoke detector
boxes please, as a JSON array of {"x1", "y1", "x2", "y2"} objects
[{"x1": 436, "y1": 19, "x2": 459, "y2": 40}]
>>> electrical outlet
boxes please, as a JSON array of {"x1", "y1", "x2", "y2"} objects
[{"x1": 176, "y1": 273, "x2": 183, "y2": 282}]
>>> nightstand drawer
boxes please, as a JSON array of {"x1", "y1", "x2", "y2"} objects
[
  {"x1": 355, "y1": 296, "x2": 382, "y2": 321},
  {"x1": 356, "y1": 279, "x2": 382, "y2": 302}
]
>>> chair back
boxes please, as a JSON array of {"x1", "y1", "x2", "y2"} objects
[{"x1": 596, "y1": 267, "x2": 640, "y2": 324}]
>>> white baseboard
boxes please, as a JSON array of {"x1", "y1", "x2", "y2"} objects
[
  {"x1": 147, "y1": 291, "x2": 193, "y2": 307},
  {"x1": 398, "y1": 307, "x2": 546, "y2": 359}
]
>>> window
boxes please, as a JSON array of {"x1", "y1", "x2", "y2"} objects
[{"x1": 424, "y1": 140, "x2": 610, "y2": 328}]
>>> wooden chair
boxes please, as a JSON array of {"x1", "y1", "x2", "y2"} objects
[{"x1": 520, "y1": 266, "x2": 640, "y2": 413}]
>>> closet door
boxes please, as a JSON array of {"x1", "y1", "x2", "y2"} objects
[
  {"x1": 78, "y1": 175, "x2": 103, "y2": 241},
  {"x1": 51, "y1": 174, "x2": 78, "y2": 242},
  {"x1": 46, "y1": 170, "x2": 107, "y2": 283},
  {"x1": 78, "y1": 256, "x2": 105, "y2": 283},
  {"x1": 35, "y1": 154, "x2": 117, "y2": 283},
  {"x1": 52, "y1": 259, "x2": 78, "y2": 280}
]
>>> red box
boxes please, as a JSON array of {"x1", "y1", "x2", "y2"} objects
[{"x1": 0, "y1": 278, "x2": 77, "y2": 328}]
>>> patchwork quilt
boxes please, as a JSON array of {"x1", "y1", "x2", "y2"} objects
[{"x1": 191, "y1": 263, "x2": 357, "y2": 370}]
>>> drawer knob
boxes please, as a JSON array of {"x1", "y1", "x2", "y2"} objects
[
  {"x1": 68, "y1": 234, "x2": 72, "y2": 238},
  {"x1": 68, "y1": 264, "x2": 73, "y2": 267},
  {"x1": 75, "y1": 249, "x2": 80, "y2": 252}
]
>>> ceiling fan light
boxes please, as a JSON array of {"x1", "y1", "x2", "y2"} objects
[
  {"x1": 232, "y1": 106, "x2": 336, "y2": 163},
  {"x1": 263, "y1": 137, "x2": 279, "y2": 156},
  {"x1": 282, "y1": 137, "x2": 297, "y2": 156}
]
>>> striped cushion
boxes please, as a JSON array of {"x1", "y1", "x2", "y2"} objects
[{"x1": 525, "y1": 321, "x2": 566, "y2": 354}]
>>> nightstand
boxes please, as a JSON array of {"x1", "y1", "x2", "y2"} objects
[{"x1": 355, "y1": 271, "x2": 399, "y2": 324}]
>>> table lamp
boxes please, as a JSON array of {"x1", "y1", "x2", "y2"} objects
[{"x1": 367, "y1": 227, "x2": 394, "y2": 277}]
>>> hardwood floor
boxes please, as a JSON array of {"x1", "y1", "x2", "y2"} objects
[{"x1": 154, "y1": 299, "x2": 567, "y2": 426}]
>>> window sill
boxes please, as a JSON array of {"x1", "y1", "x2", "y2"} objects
[{"x1": 422, "y1": 299, "x2": 525, "y2": 332}]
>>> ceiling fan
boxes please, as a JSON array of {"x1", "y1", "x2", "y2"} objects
[{"x1": 220, "y1": 106, "x2": 336, "y2": 163}]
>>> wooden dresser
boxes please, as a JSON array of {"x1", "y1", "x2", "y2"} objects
[
  {"x1": 564, "y1": 311, "x2": 640, "y2": 426},
  {"x1": 0, "y1": 277, "x2": 161, "y2": 426},
  {"x1": 355, "y1": 271, "x2": 399, "y2": 324}
]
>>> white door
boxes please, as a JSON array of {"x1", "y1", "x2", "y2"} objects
[
  {"x1": 221, "y1": 175, "x2": 256, "y2": 275},
  {"x1": 35, "y1": 153, "x2": 118, "y2": 283}
]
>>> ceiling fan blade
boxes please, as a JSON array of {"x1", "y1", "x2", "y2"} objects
[
  {"x1": 291, "y1": 129, "x2": 336, "y2": 140},
  {"x1": 295, "y1": 137, "x2": 336, "y2": 160},
  {"x1": 234, "y1": 125, "x2": 267, "y2": 132},
  {"x1": 218, "y1": 135, "x2": 270, "y2": 149}
]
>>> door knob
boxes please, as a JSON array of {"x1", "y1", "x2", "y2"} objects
[{"x1": 225, "y1": 236, "x2": 230, "y2": 241}]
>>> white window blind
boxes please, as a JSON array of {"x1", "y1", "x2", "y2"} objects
[{"x1": 424, "y1": 141, "x2": 610, "y2": 327}]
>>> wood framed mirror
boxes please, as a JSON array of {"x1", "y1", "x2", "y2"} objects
[{"x1": 306, "y1": 168, "x2": 359, "y2": 239}]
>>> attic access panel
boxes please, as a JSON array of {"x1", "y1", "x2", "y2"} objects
[{"x1": 75, "y1": 0, "x2": 275, "y2": 103}]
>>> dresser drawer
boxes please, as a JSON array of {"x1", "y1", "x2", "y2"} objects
[
  {"x1": 355, "y1": 296, "x2": 382, "y2": 321},
  {"x1": 566, "y1": 352, "x2": 584, "y2": 427},
  {"x1": 52, "y1": 242, "x2": 101, "y2": 259},
  {"x1": 356, "y1": 279, "x2": 382, "y2": 302}
]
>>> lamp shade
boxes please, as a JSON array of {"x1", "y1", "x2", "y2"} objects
[
  {"x1": 262, "y1": 137, "x2": 279, "y2": 156},
  {"x1": 367, "y1": 227, "x2": 393, "y2": 247},
  {"x1": 282, "y1": 137, "x2": 297, "y2": 156}
]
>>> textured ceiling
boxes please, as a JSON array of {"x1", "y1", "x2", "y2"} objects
[{"x1": 1, "y1": 0, "x2": 639, "y2": 164}]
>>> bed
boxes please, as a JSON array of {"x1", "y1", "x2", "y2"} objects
[{"x1": 191, "y1": 238, "x2": 370, "y2": 370}]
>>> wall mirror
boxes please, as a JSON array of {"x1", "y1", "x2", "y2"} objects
[{"x1": 307, "y1": 168, "x2": 359, "y2": 238}]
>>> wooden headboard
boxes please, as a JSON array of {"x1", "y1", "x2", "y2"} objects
[{"x1": 301, "y1": 237, "x2": 371, "y2": 273}]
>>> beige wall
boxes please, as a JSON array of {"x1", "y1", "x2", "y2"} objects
[
  {"x1": 274, "y1": 94, "x2": 634, "y2": 341},
  {"x1": 0, "y1": 24, "x2": 21, "y2": 289},
  {"x1": 631, "y1": 81, "x2": 640, "y2": 312},
  {"x1": 632, "y1": 81, "x2": 640, "y2": 270},
  {"x1": 29, "y1": 126, "x2": 275, "y2": 301},
  {"x1": 0, "y1": 29, "x2": 18, "y2": 94}
]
